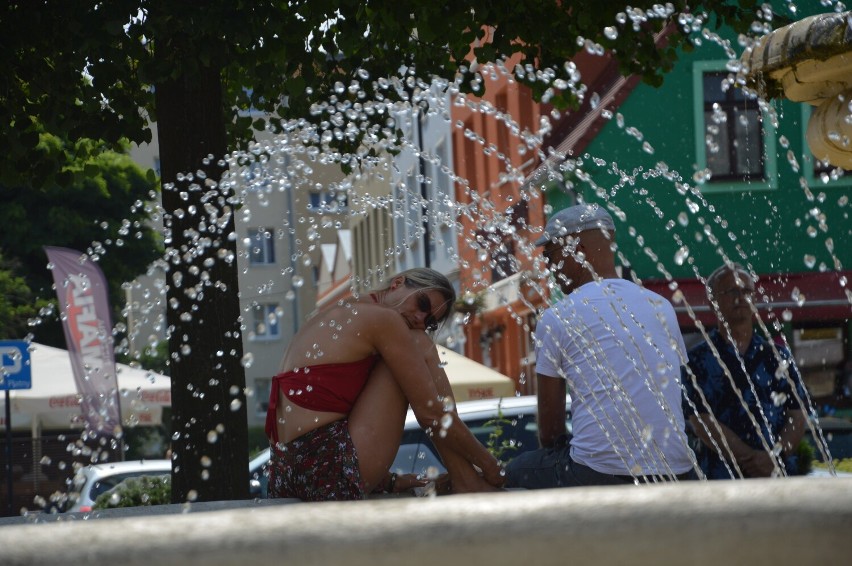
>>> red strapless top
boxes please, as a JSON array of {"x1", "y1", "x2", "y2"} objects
[{"x1": 265, "y1": 355, "x2": 379, "y2": 443}]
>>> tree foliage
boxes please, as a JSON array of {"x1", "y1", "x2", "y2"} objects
[
  {"x1": 0, "y1": 252, "x2": 44, "y2": 340},
  {"x1": 1, "y1": 1, "x2": 761, "y2": 179},
  {"x1": 0, "y1": 135, "x2": 161, "y2": 346}
]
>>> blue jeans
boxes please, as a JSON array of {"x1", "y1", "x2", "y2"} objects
[{"x1": 505, "y1": 446, "x2": 697, "y2": 489}]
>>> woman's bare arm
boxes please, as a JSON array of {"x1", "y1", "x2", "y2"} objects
[{"x1": 358, "y1": 308, "x2": 503, "y2": 486}]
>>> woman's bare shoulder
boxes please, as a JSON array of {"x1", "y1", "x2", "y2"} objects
[
  {"x1": 303, "y1": 301, "x2": 408, "y2": 339},
  {"x1": 280, "y1": 303, "x2": 397, "y2": 370}
]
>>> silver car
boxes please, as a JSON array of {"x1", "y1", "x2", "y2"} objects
[
  {"x1": 249, "y1": 395, "x2": 570, "y2": 496},
  {"x1": 66, "y1": 459, "x2": 172, "y2": 513},
  {"x1": 391, "y1": 395, "x2": 566, "y2": 476}
]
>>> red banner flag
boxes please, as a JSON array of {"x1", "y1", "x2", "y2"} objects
[{"x1": 44, "y1": 246, "x2": 122, "y2": 437}]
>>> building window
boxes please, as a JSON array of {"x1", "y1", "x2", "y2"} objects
[
  {"x1": 248, "y1": 228, "x2": 275, "y2": 265},
  {"x1": 308, "y1": 189, "x2": 348, "y2": 213},
  {"x1": 491, "y1": 237, "x2": 518, "y2": 283},
  {"x1": 703, "y1": 71, "x2": 764, "y2": 181},
  {"x1": 250, "y1": 303, "x2": 281, "y2": 340},
  {"x1": 693, "y1": 61, "x2": 776, "y2": 193}
]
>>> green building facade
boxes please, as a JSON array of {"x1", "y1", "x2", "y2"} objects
[{"x1": 544, "y1": 1, "x2": 851, "y2": 404}]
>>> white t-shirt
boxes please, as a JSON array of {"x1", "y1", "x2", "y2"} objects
[{"x1": 535, "y1": 278, "x2": 694, "y2": 476}]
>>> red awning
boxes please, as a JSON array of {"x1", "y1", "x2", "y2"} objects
[{"x1": 643, "y1": 271, "x2": 852, "y2": 329}]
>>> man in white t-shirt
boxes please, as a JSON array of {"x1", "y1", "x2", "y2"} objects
[{"x1": 506, "y1": 203, "x2": 697, "y2": 488}]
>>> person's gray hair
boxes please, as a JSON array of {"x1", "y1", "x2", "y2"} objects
[
  {"x1": 374, "y1": 268, "x2": 456, "y2": 325},
  {"x1": 707, "y1": 262, "x2": 754, "y2": 292}
]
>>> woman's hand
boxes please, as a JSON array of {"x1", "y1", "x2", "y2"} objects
[
  {"x1": 391, "y1": 473, "x2": 431, "y2": 493},
  {"x1": 480, "y1": 459, "x2": 507, "y2": 488}
]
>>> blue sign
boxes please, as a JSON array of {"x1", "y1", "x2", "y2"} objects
[{"x1": 0, "y1": 340, "x2": 32, "y2": 390}]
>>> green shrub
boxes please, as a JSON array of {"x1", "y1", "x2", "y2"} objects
[
  {"x1": 93, "y1": 474, "x2": 171, "y2": 509},
  {"x1": 484, "y1": 402, "x2": 520, "y2": 464},
  {"x1": 795, "y1": 438, "x2": 814, "y2": 476}
]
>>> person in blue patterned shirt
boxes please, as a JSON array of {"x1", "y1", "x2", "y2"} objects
[{"x1": 683, "y1": 263, "x2": 808, "y2": 479}]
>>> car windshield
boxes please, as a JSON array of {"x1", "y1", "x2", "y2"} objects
[
  {"x1": 89, "y1": 471, "x2": 168, "y2": 501},
  {"x1": 393, "y1": 404, "x2": 571, "y2": 476}
]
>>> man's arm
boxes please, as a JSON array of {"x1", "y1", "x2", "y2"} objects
[
  {"x1": 689, "y1": 413, "x2": 777, "y2": 477},
  {"x1": 537, "y1": 373, "x2": 567, "y2": 448}
]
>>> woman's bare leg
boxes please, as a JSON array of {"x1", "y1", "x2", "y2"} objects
[
  {"x1": 347, "y1": 360, "x2": 409, "y2": 492},
  {"x1": 350, "y1": 330, "x2": 501, "y2": 493}
]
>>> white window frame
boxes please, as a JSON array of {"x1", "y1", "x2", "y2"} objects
[
  {"x1": 692, "y1": 60, "x2": 777, "y2": 193},
  {"x1": 250, "y1": 303, "x2": 281, "y2": 341}
]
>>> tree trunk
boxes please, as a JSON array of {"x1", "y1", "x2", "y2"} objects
[{"x1": 155, "y1": 62, "x2": 249, "y2": 503}]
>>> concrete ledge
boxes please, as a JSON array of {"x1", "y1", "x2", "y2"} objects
[
  {"x1": 0, "y1": 478, "x2": 850, "y2": 565},
  {"x1": 0, "y1": 497, "x2": 300, "y2": 526}
]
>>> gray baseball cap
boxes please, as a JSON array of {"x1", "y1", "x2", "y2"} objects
[{"x1": 534, "y1": 203, "x2": 615, "y2": 246}]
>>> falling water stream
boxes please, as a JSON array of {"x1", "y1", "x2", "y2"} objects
[{"x1": 15, "y1": 0, "x2": 852, "y2": 513}]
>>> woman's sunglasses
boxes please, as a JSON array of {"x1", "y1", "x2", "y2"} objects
[{"x1": 416, "y1": 290, "x2": 439, "y2": 332}]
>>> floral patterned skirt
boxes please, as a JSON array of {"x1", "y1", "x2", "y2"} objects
[{"x1": 268, "y1": 419, "x2": 367, "y2": 501}]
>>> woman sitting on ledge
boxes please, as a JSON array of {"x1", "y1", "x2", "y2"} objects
[{"x1": 265, "y1": 268, "x2": 505, "y2": 501}]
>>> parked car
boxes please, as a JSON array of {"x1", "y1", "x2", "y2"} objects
[
  {"x1": 248, "y1": 448, "x2": 271, "y2": 498},
  {"x1": 248, "y1": 395, "x2": 571, "y2": 497},
  {"x1": 251, "y1": 395, "x2": 852, "y2": 489},
  {"x1": 66, "y1": 459, "x2": 172, "y2": 513},
  {"x1": 391, "y1": 395, "x2": 568, "y2": 476}
]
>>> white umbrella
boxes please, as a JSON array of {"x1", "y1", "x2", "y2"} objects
[
  {"x1": 0, "y1": 343, "x2": 171, "y2": 432},
  {"x1": 438, "y1": 348, "x2": 517, "y2": 402}
]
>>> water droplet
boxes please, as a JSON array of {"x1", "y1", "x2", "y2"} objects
[
  {"x1": 640, "y1": 425, "x2": 653, "y2": 446},
  {"x1": 673, "y1": 246, "x2": 689, "y2": 266},
  {"x1": 440, "y1": 413, "x2": 453, "y2": 430},
  {"x1": 207, "y1": 430, "x2": 219, "y2": 443}
]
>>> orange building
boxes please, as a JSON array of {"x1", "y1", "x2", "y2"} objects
[
  {"x1": 451, "y1": 51, "x2": 547, "y2": 395},
  {"x1": 451, "y1": 37, "x2": 646, "y2": 395}
]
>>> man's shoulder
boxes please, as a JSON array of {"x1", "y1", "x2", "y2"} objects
[{"x1": 539, "y1": 303, "x2": 570, "y2": 326}]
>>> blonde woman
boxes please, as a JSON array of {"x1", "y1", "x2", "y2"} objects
[{"x1": 265, "y1": 268, "x2": 504, "y2": 500}]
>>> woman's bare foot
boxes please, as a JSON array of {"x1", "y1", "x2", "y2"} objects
[{"x1": 448, "y1": 470, "x2": 504, "y2": 494}]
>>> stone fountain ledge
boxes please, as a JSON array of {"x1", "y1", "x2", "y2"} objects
[
  {"x1": 741, "y1": 10, "x2": 852, "y2": 168},
  {"x1": 0, "y1": 478, "x2": 849, "y2": 566}
]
